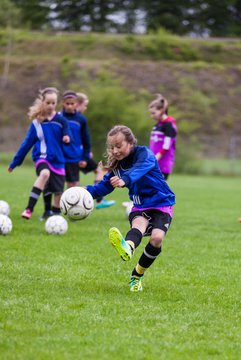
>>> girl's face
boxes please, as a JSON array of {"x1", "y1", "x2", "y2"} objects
[
  {"x1": 77, "y1": 100, "x2": 88, "y2": 113},
  {"x1": 63, "y1": 97, "x2": 77, "y2": 114},
  {"x1": 43, "y1": 93, "x2": 58, "y2": 115},
  {"x1": 108, "y1": 133, "x2": 133, "y2": 161},
  {"x1": 149, "y1": 107, "x2": 163, "y2": 122}
]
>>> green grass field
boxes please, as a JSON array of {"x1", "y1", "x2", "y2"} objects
[{"x1": 0, "y1": 165, "x2": 240, "y2": 360}]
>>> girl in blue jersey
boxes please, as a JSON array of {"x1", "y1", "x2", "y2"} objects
[
  {"x1": 8, "y1": 87, "x2": 70, "y2": 219},
  {"x1": 86, "y1": 125, "x2": 175, "y2": 292},
  {"x1": 62, "y1": 91, "x2": 115, "y2": 208}
]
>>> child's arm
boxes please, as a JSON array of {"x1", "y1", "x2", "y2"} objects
[
  {"x1": 110, "y1": 176, "x2": 125, "y2": 188},
  {"x1": 156, "y1": 122, "x2": 176, "y2": 158},
  {"x1": 8, "y1": 123, "x2": 37, "y2": 171},
  {"x1": 60, "y1": 115, "x2": 71, "y2": 143},
  {"x1": 86, "y1": 172, "x2": 115, "y2": 199}
]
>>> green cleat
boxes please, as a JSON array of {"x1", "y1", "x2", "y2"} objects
[
  {"x1": 130, "y1": 276, "x2": 143, "y2": 292},
  {"x1": 109, "y1": 227, "x2": 132, "y2": 261}
]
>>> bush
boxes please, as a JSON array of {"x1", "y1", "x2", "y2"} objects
[
  {"x1": 83, "y1": 71, "x2": 149, "y2": 160},
  {"x1": 174, "y1": 137, "x2": 203, "y2": 175}
]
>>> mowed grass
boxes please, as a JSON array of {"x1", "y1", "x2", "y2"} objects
[{"x1": 0, "y1": 165, "x2": 240, "y2": 360}]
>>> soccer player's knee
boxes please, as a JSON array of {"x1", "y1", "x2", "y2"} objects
[
  {"x1": 40, "y1": 169, "x2": 50, "y2": 182},
  {"x1": 150, "y1": 233, "x2": 163, "y2": 248}
]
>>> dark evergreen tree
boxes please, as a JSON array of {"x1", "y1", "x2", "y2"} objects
[
  {"x1": 140, "y1": 0, "x2": 191, "y2": 35},
  {"x1": 11, "y1": 0, "x2": 50, "y2": 29}
]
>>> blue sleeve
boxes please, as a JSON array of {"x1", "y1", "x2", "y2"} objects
[
  {"x1": 80, "y1": 117, "x2": 91, "y2": 160},
  {"x1": 121, "y1": 148, "x2": 156, "y2": 187},
  {"x1": 61, "y1": 116, "x2": 71, "y2": 138},
  {"x1": 9, "y1": 123, "x2": 38, "y2": 169},
  {"x1": 86, "y1": 172, "x2": 115, "y2": 199}
]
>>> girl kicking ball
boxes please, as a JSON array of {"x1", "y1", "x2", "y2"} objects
[{"x1": 86, "y1": 125, "x2": 175, "y2": 292}]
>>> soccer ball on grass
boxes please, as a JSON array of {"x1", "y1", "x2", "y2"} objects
[
  {"x1": 60, "y1": 187, "x2": 94, "y2": 221},
  {"x1": 0, "y1": 200, "x2": 10, "y2": 216},
  {"x1": 45, "y1": 215, "x2": 68, "y2": 235},
  {"x1": 0, "y1": 214, "x2": 12, "y2": 235}
]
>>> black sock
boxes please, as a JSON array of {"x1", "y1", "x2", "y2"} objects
[
  {"x1": 43, "y1": 193, "x2": 52, "y2": 212},
  {"x1": 131, "y1": 268, "x2": 144, "y2": 277},
  {"x1": 131, "y1": 243, "x2": 162, "y2": 277},
  {"x1": 138, "y1": 242, "x2": 162, "y2": 270},
  {"x1": 52, "y1": 206, "x2": 61, "y2": 214},
  {"x1": 125, "y1": 228, "x2": 143, "y2": 249},
  {"x1": 26, "y1": 186, "x2": 42, "y2": 212}
]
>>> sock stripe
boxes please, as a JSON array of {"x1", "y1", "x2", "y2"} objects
[
  {"x1": 30, "y1": 192, "x2": 40, "y2": 199},
  {"x1": 143, "y1": 249, "x2": 157, "y2": 259}
]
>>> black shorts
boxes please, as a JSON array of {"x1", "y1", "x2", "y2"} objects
[
  {"x1": 80, "y1": 158, "x2": 98, "y2": 174},
  {"x1": 129, "y1": 209, "x2": 172, "y2": 236},
  {"x1": 65, "y1": 162, "x2": 80, "y2": 182},
  {"x1": 36, "y1": 163, "x2": 65, "y2": 194},
  {"x1": 65, "y1": 158, "x2": 99, "y2": 182}
]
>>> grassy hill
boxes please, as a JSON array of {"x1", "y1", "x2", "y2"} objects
[{"x1": 0, "y1": 29, "x2": 241, "y2": 164}]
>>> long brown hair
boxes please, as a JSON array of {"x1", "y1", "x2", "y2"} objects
[
  {"x1": 28, "y1": 87, "x2": 59, "y2": 121},
  {"x1": 103, "y1": 125, "x2": 137, "y2": 171}
]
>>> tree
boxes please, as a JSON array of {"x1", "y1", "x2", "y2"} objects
[
  {"x1": 49, "y1": 0, "x2": 143, "y2": 33},
  {"x1": 5, "y1": 0, "x2": 241, "y2": 37},
  {"x1": 140, "y1": 0, "x2": 191, "y2": 35},
  {"x1": 11, "y1": 0, "x2": 50, "y2": 29},
  {"x1": 189, "y1": 0, "x2": 241, "y2": 37},
  {"x1": 0, "y1": 0, "x2": 21, "y2": 27}
]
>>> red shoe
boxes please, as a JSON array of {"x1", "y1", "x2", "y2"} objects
[{"x1": 21, "y1": 208, "x2": 32, "y2": 219}]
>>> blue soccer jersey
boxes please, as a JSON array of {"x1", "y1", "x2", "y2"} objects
[
  {"x1": 62, "y1": 111, "x2": 91, "y2": 163},
  {"x1": 86, "y1": 146, "x2": 175, "y2": 209},
  {"x1": 9, "y1": 113, "x2": 70, "y2": 170}
]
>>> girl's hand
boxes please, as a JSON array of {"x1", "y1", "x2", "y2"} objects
[
  {"x1": 63, "y1": 135, "x2": 70, "y2": 143},
  {"x1": 79, "y1": 160, "x2": 87, "y2": 168},
  {"x1": 155, "y1": 153, "x2": 162, "y2": 161},
  {"x1": 8, "y1": 167, "x2": 13, "y2": 173},
  {"x1": 110, "y1": 176, "x2": 125, "y2": 188}
]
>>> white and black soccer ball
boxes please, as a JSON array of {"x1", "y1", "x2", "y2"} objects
[
  {"x1": 0, "y1": 214, "x2": 12, "y2": 235},
  {"x1": 0, "y1": 200, "x2": 10, "y2": 216},
  {"x1": 60, "y1": 187, "x2": 94, "y2": 221},
  {"x1": 45, "y1": 215, "x2": 68, "y2": 235}
]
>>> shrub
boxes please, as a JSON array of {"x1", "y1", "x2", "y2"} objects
[{"x1": 174, "y1": 137, "x2": 202, "y2": 175}]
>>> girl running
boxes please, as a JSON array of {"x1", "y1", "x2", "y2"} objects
[{"x1": 8, "y1": 87, "x2": 70, "y2": 219}]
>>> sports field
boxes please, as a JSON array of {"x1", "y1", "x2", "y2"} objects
[{"x1": 0, "y1": 165, "x2": 240, "y2": 359}]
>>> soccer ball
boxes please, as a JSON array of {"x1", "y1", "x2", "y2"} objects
[
  {"x1": 60, "y1": 187, "x2": 94, "y2": 220},
  {"x1": 0, "y1": 200, "x2": 10, "y2": 216},
  {"x1": 45, "y1": 215, "x2": 68, "y2": 235},
  {"x1": 0, "y1": 214, "x2": 12, "y2": 235}
]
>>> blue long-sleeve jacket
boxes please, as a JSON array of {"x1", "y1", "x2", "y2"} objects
[
  {"x1": 86, "y1": 146, "x2": 175, "y2": 208},
  {"x1": 62, "y1": 111, "x2": 91, "y2": 162},
  {"x1": 9, "y1": 113, "x2": 70, "y2": 170}
]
